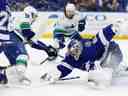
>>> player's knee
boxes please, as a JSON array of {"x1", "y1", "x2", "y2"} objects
[
  {"x1": 16, "y1": 54, "x2": 28, "y2": 66},
  {"x1": 15, "y1": 64, "x2": 26, "y2": 74}
]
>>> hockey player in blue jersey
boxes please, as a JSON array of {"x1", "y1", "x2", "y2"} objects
[
  {"x1": 0, "y1": 0, "x2": 11, "y2": 84},
  {"x1": 41, "y1": 22, "x2": 123, "y2": 88},
  {"x1": 0, "y1": 3, "x2": 57, "y2": 85},
  {"x1": 52, "y1": 3, "x2": 86, "y2": 49}
]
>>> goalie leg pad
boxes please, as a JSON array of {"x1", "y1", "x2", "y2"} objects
[
  {"x1": 15, "y1": 65, "x2": 31, "y2": 85},
  {"x1": 101, "y1": 42, "x2": 123, "y2": 73},
  {"x1": 88, "y1": 68, "x2": 113, "y2": 88}
]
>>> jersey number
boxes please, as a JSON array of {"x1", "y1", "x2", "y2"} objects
[{"x1": 0, "y1": 11, "x2": 8, "y2": 27}]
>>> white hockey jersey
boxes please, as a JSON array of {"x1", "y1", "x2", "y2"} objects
[{"x1": 54, "y1": 11, "x2": 84, "y2": 36}]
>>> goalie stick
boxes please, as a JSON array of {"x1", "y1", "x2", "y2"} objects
[
  {"x1": 41, "y1": 73, "x2": 80, "y2": 81},
  {"x1": 59, "y1": 76, "x2": 80, "y2": 81},
  {"x1": 40, "y1": 57, "x2": 49, "y2": 65},
  {"x1": 0, "y1": 65, "x2": 12, "y2": 70}
]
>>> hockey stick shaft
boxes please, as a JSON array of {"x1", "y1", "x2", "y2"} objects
[
  {"x1": 40, "y1": 57, "x2": 49, "y2": 65},
  {"x1": 0, "y1": 65, "x2": 12, "y2": 70},
  {"x1": 58, "y1": 54, "x2": 64, "y2": 59},
  {"x1": 59, "y1": 76, "x2": 80, "y2": 81}
]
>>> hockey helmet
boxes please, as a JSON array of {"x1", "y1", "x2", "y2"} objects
[
  {"x1": 24, "y1": 6, "x2": 38, "y2": 22},
  {"x1": 68, "y1": 39, "x2": 83, "y2": 59}
]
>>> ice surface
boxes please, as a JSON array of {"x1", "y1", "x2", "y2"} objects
[{"x1": 0, "y1": 39, "x2": 128, "y2": 96}]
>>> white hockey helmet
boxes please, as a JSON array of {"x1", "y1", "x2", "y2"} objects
[{"x1": 24, "y1": 6, "x2": 38, "y2": 22}]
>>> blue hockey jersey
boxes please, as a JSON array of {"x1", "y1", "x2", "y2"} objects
[
  {"x1": 57, "y1": 24, "x2": 116, "y2": 78},
  {"x1": 0, "y1": 0, "x2": 9, "y2": 40}
]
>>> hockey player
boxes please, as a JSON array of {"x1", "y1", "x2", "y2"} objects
[
  {"x1": 41, "y1": 21, "x2": 123, "y2": 88},
  {"x1": 0, "y1": 5, "x2": 57, "y2": 85},
  {"x1": 12, "y1": 5, "x2": 57, "y2": 61},
  {"x1": 53, "y1": 3, "x2": 86, "y2": 49},
  {"x1": 0, "y1": 0, "x2": 11, "y2": 84}
]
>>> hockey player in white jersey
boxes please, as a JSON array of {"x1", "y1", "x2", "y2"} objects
[
  {"x1": 41, "y1": 20, "x2": 124, "y2": 88},
  {"x1": 0, "y1": 5, "x2": 57, "y2": 85},
  {"x1": 53, "y1": 3, "x2": 86, "y2": 49}
]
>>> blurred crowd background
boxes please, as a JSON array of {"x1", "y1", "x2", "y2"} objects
[{"x1": 7, "y1": 0, "x2": 128, "y2": 12}]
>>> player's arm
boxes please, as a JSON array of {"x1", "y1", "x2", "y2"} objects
[
  {"x1": 95, "y1": 24, "x2": 115, "y2": 46},
  {"x1": 57, "y1": 63, "x2": 73, "y2": 78},
  {"x1": 29, "y1": 39, "x2": 58, "y2": 60},
  {"x1": 20, "y1": 22, "x2": 48, "y2": 50},
  {"x1": 20, "y1": 22, "x2": 58, "y2": 60},
  {"x1": 95, "y1": 20, "x2": 122, "y2": 47},
  {"x1": 40, "y1": 56, "x2": 73, "y2": 83},
  {"x1": 57, "y1": 57, "x2": 74, "y2": 78}
]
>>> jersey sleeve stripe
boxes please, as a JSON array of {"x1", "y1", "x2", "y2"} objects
[
  {"x1": 60, "y1": 62, "x2": 74, "y2": 70},
  {"x1": 98, "y1": 30, "x2": 109, "y2": 46},
  {"x1": 0, "y1": 33, "x2": 10, "y2": 40}
]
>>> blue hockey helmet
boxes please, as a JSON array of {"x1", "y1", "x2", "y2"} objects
[{"x1": 0, "y1": 0, "x2": 7, "y2": 11}]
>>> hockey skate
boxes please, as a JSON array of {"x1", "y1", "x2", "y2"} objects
[{"x1": 18, "y1": 75, "x2": 31, "y2": 86}]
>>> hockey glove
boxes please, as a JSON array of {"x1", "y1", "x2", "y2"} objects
[{"x1": 46, "y1": 45, "x2": 58, "y2": 61}]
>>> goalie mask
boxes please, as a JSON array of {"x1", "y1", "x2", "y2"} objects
[{"x1": 68, "y1": 39, "x2": 83, "y2": 60}]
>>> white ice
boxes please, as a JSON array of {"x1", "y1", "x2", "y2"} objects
[{"x1": 0, "y1": 39, "x2": 128, "y2": 96}]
